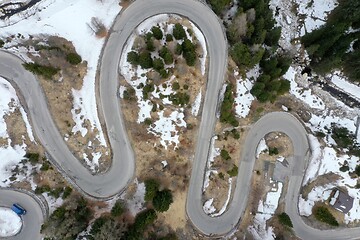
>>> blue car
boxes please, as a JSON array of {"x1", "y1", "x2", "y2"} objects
[{"x1": 11, "y1": 203, "x2": 27, "y2": 215}]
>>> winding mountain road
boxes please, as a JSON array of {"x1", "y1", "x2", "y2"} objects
[{"x1": 1, "y1": 0, "x2": 360, "y2": 239}]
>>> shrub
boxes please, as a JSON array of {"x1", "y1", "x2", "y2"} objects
[
  {"x1": 49, "y1": 187, "x2": 64, "y2": 198},
  {"x1": 231, "y1": 129, "x2": 240, "y2": 139},
  {"x1": 331, "y1": 126, "x2": 355, "y2": 149},
  {"x1": 151, "y1": 26, "x2": 163, "y2": 40},
  {"x1": 265, "y1": 27, "x2": 282, "y2": 47},
  {"x1": 172, "y1": 23, "x2": 186, "y2": 40},
  {"x1": 278, "y1": 212, "x2": 293, "y2": 227},
  {"x1": 159, "y1": 69, "x2": 170, "y2": 78},
  {"x1": 175, "y1": 43, "x2": 183, "y2": 55},
  {"x1": 220, "y1": 84, "x2": 239, "y2": 127},
  {"x1": 181, "y1": 39, "x2": 197, "y2": 66},
  {"x1": 207, "y1": 0, "x2": 232, "y2": 15},
  {"x1": 153, "y1": 58, "x2": 165, "y2": 71},
  {"x1": 315, "y1": 131, "x2": 326, "y2": 138},
  {"x1": 269, "y1": 147, "x2": 279, "y2": 156},
  {"x1": 123, "y1": 87, "x2": 136, "y2": 101},
  {"x1": 111, "y1": 200, "x2": 125, "y2": 217},
  {"x1": 23, "y1": 63, "x2": 59, "y2": 79},
  {"x1": 339, "y1": 165, "x2": 350, "y2": 172},
  {"x1": 66, "y1": 52, "x2": 82, "y2": 65},
  {"x1": 144, "y1": 118, "x2": 152, "y2": 125},
  {"x1": 168, "y1": 92, "x2": 190, "y2": 106},
  {"x1": 134, "y1": 209, "x2": 157, "y2": 231},
  {"x1": 153, "y1": 189, "x2": 173, "y2": 212},
  {"x1": 159, "y1": 47, "x2": 173, "y2": 64},
  {"x1": 138, "y1": 51, "x2": 153, "y2": 69},
  {"x1": 0, "y1": 39, "x2": 4, "y2": 48},
  {"x1": 227, "y1": 164, "x2": 238, "y2": 177},
  {"x1": 231, "y1": 42, "x2": 265, "y2": 68},
  {"x1": 355, "y1": 165, "x2": 360, "y2": 176},
  {"x1": 35, "y1": 185, "x2": 51, "y2": 194},
  {"x1": 62, "y1": 186, "x2": 72, "y2": 199},
  {"x1": 220, "y1": 149, "x2": 231, "y2": 161},
  {"x1": 144, "y1": 179, "x2": 160, "y2": 201},
  {"x1": 90, "y1": 216, "x2": 109, "y2": 235},
  {"x1": 172, "y1": 82, "x2": 180, "y2": 91},
  {"x1": 142, "y1": 83, "x2": 155, "y2": 99},
  {"x1": 313, "y1": 206, "x2": 339, "y2": 226},
  {"x1": 40, "y1": 161, "x2": 50, "y2": 171},
  {"x1": 165, "y1": 34, "x2": 173, "y2": 42},
  {"x1": 24, "y1": 152, "x2": 40, "y2": 165},
  {"x1": 127, "y1": 51, "x2": 139, "y2": 65}
]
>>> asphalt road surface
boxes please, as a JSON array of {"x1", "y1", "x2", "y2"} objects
[
  {"x1": 1, "y1": 0, "x2": 360, "y2": 239},
  {"x1": 0, "y1": 188, "x2": 45, "y2": 240}
]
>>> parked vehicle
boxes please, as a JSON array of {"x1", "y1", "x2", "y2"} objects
[{"x1": 11, "y1": 203, "x2": 27, "y2": 215}]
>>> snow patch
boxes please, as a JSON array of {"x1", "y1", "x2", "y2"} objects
[
  {"x1": 191, "y1": 90, "x2": 202, "y2": 116},
  {"x1": 203, "y1": 136, "x2": 220, "y2": 192},
  {"x1": 256, "y1": 138, "x2": 268, "y2": 158},
  {"x1": 0, "y1": 207, "x2": 22, "y2": 237},
  {"x1": 249, "y1": 181, "x2": 283, "y2": 240}
]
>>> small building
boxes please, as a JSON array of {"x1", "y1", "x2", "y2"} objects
[{"x1": 329, "y1": 188, "x2": 354, "y2": 213}]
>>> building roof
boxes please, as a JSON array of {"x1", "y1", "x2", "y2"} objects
[{"x1": 329, "y1": 188, "x2": 354, "y2": 214}]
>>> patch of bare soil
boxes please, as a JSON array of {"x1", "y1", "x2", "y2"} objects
[{"x1": 13, "y1": 36, "x2": 110, "y2": 173}]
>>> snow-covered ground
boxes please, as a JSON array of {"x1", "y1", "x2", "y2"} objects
[
  {"x1": 121, "y1": 178, "x2": 146, "y2": 216},
  {"x1": 203, "y1": 178, "x2": 232, "y2": 217},
  {"x1": 284, "y1": 66, "x2": 325, "y2": 110},
  {"x1": 300, "y1": 146, "x2": 360, "y2": 223},
  {"x1": 0, "y1": 207, "x2": 22, "y2": 237},
  {"x1": 1, "y1": 0, "x2": 122, "y2": 169},
  {"x1": 119, "y1": 14, "x2": 207, "y2": 149},
  {"x1": 249, "y1": 181, "x2": 283, "y2": 240},
  {"x1": 203, "y1": 136, "x2": 219, "y2": 192},
  {"x1": 330, "y1": 71, "x2": 360, "y2": 102},
  {"x1": 256, "y1": 138, "x2": 268, "y2": 158},
  {"x1": 234, "y1": 65, "x2": 260, "y2": 118},
  {"x1": 296, "y1": 0, "x2": 338, "y2": 34},
  {"x1": 0, "y1": 76, "x2": 36, "y2": 187}
]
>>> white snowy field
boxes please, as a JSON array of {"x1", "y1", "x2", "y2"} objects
[
  {"x1": 248, "y1": 181, "x2": 283, "y2": 240},
  {"x1": 234, "y1": 65, "x2": 260, "y2": 118},
  {"x1": 0, "y1": 77, "x2": 35, "y2": 187},
  {"x1": 119, "y1": 14, "x2": 207, "y2": 149},
  {"x1": 0, "y1": 207, "x2": 22, "y2": 237},
  {"x1": 1, "y1": 0, "x2": 122, "y2": 170}
]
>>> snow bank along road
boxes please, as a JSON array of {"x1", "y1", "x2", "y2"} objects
[{"x1": 1, "y1": 0, "x2": 360, "y2": 239}]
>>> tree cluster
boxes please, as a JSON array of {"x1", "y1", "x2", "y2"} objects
[
  {"x1": 227, "y1": 164, "x2": 238, "y2": 177},
  {"x1": 87, "y1": 200, "x2": 127, "y2": 240},
  {"x1": 23, "y1": 63, "x2": 59, "y2": 79},
  {"x1": 278, "y1": 212, "x2": 293, "y2": 228},
  {"x1": 313, "y1": 206, "x2": 339, "y2": 226},
  {"x1": 35, "y1": 185, "x2": 72, "y2": 199},
  {"x1": 123, "y1": 209, "x2": 158, "y2": 240},
  {"x1": 250, "y1": 55, "x2": 291, "y2": 102},
  {"x1": 225, "y1": 0, "x2": 291, "y2": 102},
  {"x1": 220, "y1": 84, "x2": 239, "y2": 127},
  {"x1": 301, "y1": 0, "x2": 360, "y2": 82},
  {"x1": 207, "y1": 0, "x2": 232, "y2": 15},
  {"x1": 66, "y1": 52, "x2": 82, "y2": 65},
  {"x1": 41, "y1": 197, "x2": 92, "y2": 239},
  {"x1": 144, "y1": 179, "x2": 173, "y2": 212},
  {"x1": 331, "y1": 125, "x2": 360, "y2": 157}
]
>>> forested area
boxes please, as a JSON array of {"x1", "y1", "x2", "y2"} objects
[
  {"x1": 209, "y1": 0, "x2": 291, "y2": 103},
  {"x1": 301, "y1": 0, "x2": 360, "y2": 82}
]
